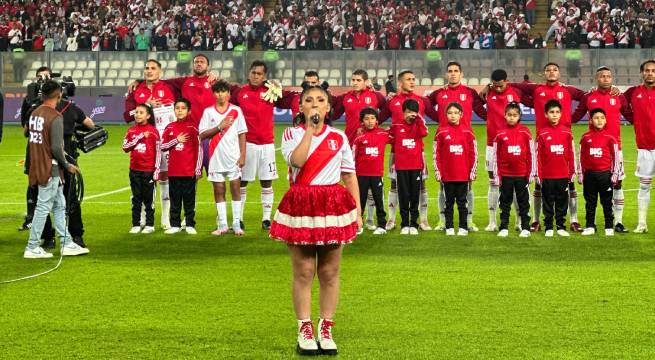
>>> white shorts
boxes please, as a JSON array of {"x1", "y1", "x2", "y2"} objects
[
  {"x1": 208, "y1": 167, "x2": 241, "y2": 182},
  {"x1": 159, "y1": 152, "x2": 169, "y2": 172},
  {"x1": 242, "y1": 143, "x2": 278, "y2": 182},
  {"x1": 635, "y1": 149, "x2": 655, "y2": 178},
  {"x1": 485, "y1": 145, "x2": 494, "y2": 172},
  {"x1": 388, "y1": 152, "x2": 428, "y2": 181}
]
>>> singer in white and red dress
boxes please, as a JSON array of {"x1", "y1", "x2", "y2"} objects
[{"x1": 270, "y1": 86, "x2": 361, "y2": 357}]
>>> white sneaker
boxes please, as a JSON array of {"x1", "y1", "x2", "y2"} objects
[
  {"x1": 400, "y1": 227, "x2": 410, "y2": 235},
  {"x1": 161, "y1": 214, "x2": 171, "y2": 230},
  {"x1": 519, "y1": 230, "x2": 531, "y2": 238},
  {"x1": 634, "y1": 224, "x2": 649, "y2": 233},
  {"x1": 317, "y1": 319, "x2": 338, "y2": 355},
  {"x1": 581, "y1": 227, "x2": 595, "y2": 236},
  {"x1": 545, "y1": 230, "x2": 554, "y2": 237},
  {"x1": 497, "y1": 229, "x2": 509, "y2": 237},
  {"x1": 185, "y1": 227, "x2": 197, "y2": 235},
  {"x1": 129, "y1": 226, "x2": 142, "y2": 234},
  {"x1": 605, "y1": 228, "x2": 614, "y2": 236},
  {"x1": 434, "y1": 221, "x2": 446, "y2": 231},
  {"x1": 373, "y1": 227, "x2": 387, "y2": 235},
  {"x1": 419, "y1": 221, "x2": 432, "y2": 231},
  {"x1": 297, "y1": 320, "x2": 319, "y2": 356},
  {"x1": 141, "y1": 226, "x2": 155, "y2": 234},
  {"x1": 445, "y1": 228, "x2": 455, "y2": 236},
  {"x1": 409, "y1": 227, "x2": 419, "y2": 235},
  {"x1": 485, "y1": 223, "x2": 498, "y2": 232},
  {"x1": 365, "y1": 219, "x2": 377, "y2": 231},
  {"x1": 385, "y1": 219, "x2": 396, "y2": 230},
  {"x1": 165, "y1": 227, "x2": 181, "y2": 234},
  {"x1": 24, "y1": 246, "x2": 53, "y2": 259},
  {"x1": 457, "y1": 228, "x2": 469, "y2": 236},
  {"x1": 557, "y1": 229, "x2": 570, "y2": 237},
  {"x1": 61, "y1": 242, "x2": 90, "y2": 256}
]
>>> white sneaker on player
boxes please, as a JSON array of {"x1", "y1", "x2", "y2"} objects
[
  {"x1": 297, "y1": 320, "x2": 319, "y2": 356},
  {"x1": 165, "y1": 227, "x2": 181, "y2": 234},
  {"x1": 419, "y1": 220, "x2": 432, "y2": 231},
  {"x1": 519, "y1": 230, "x2": 531, "y2": 238},
  {"x1": 185, "y1": 227, "x2": 197, "y2": 235},
  {"x1": 409, "y1": 227, "x2": 419, "y2": 235},
  {"x1": 634, "y1": 224, "x2": 649, "y2": 233},
  {"x1": 161, "y1": 214, "x2": 171, "y2": 231},
  {"x1": 400, "y1": 227, "x2": 410, "y2": 235},
  {"x1": 317, "y1": 319, "x2": 338, "y2": 355},
  {"x1": 604, "y1": 228, "x2": 614, "y2": 236},
  {"x1": 557, "y1": 229, "x2": 570, "y2": 237},
  {"x1": 23, "y1": 246, "x2": 53, "y2": 259},
  {"x1": 61, "y1": 242, "x2": 90, "y2": 256},
  {"x1": 129, "y1": 226, "x2": 142, "y2": 234},
  {"x1": 373, "y1": 227, "x2": 386, "y2": 235},
  {"x1": 581, "y1": 228, "x2": 595, "y2": 236},
  {"x1": 365, "y1": 219, "x2": 376, "y2": 231},
  {"x1": 141, "y1": 226, "x2": 155, "y2": 234},
  {"x1": 497, "y1": 229, "x2": 509, "y2": 237},
  {"x1": 485, "y1": 223, "x2": 498, "y2": 232},
  {"x1": 457, "y1": 228, "x2": 469, "y2": 236},
  {"x1": 545, "y1": 229, "x2": 554, "y2": 237},
  {"x1": 445, "y1": 228, "x2": 455, "y2": 236},
  {"x1": 385, "y1": 219, "x2": 396, "y2": 230}
]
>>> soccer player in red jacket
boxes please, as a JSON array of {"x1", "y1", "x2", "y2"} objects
[
  {"x1": 351, "y1": 107, "x2": 390, "y2": 234},
  {"x1": 571, "y1": 66, "x2": 632, "y2": 233},
  {"x1": 428, "y1": 62, "x2": 486, "y2": 232},
  {"x1": 389, "y1": 99, "x2": 429, "y2": 235},
  {"x1": 122, "y1": 104, "x2": 161, "y2": 234},
  {"x1": 534, "y1": 100, "x2": 577, "y2": 237},
  {"x1": 381, "y1": 70, "x2": 438, "y2": 231},
  {"x1": 160, "y1": 98, "x2": 202, "y2": 235},
  {"x1": 623, "y1": 59, "x2": 655, "y2": 233},
  {"x1": 578, "y1": 108, "x2": 624, "y2": 236},
  {"x1": 434, "y1": 102, "x2": 477, "y2": 236},
  {"x1": 491, "y1": 102, "x2": 534, "y2": 238},
  {"x1": 483, "y1": 69, "x2": 527, "y2": 232}
]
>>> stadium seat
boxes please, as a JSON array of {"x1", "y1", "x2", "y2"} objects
[
  {"x1": 53, "y1": 61, "x2": 65, "y2": 70},
  {"x1": 159, "y1": 60, "x2": 167, "y2": 68},
  {"x1": 318, "y1": 69, "x2": 329, "y2": 79},
  {"x1": 220, "y1": 69, "x2": 231, "y2": 79},
  {"x1": 376, "y1": 69, "x2": 387, "y2": 79},
  {"x1": 115, "y1": 79, "x2": 127, "y2": 87},
  {"x1": 164, "y1": 70, "x2": 175, "y2": 79},
  {"x1": 107, "y1": 70, "x2": 118, "y2": 78},
  {"x1": 65, "y1": 60, "x2": 76, "y2": 70},
  {"x1": 130, "y1": 70, "x2": 141, "y2": 79},
  {"x1": 79, "y1": 79, "x2": 91, "y2": 86},
  {"x1": 467, "y1": 78, "x2": 479, "y2": 86},
  {"x1": 118, "y1": 70, "x2": 130, "y2": 79},
  {"x1": 295, "y1": 69, "x2": 305, "y2": 79},
  {"x1": 368, "y1": 69, "x2": 378, "y2": 78},
  {"x1": 433, "y1": 78, "x2": 444, "y2": 86},
  {"x1": 22, "y1": 79, "x2": 32, "y2": 86},
  {"x1": 223, "y1": 60, "x2": 233, "y2": 69},
  {"x1": 213, "y1": 60, "x2": 222, "y2": 69},
  {"x1": 122, "y1": 60, "x2": 133, "y2": 69},
  {"x1": 420, "y1": 78, "x2": 432, "y2": 86},
  {"x1": 110, "y1": 61, "x2": 122, "y2": 69},
  {"x1": 329, "y1": 69, "x2": 341, "y2": 79},
  {"x1": 103, "y1": 79, "x2": 114, "y2": 86},
  {"x1": 99, "y1": 61, "x2": 110, "y2": 70},
  {"x1": 480, "y1": 78, "x2": 490, "y2": 85},
  {"x1": 88, "y1": 60, "x2": 96, "y2": 69},
  {"x1": 72, "y1": 70, "x2": 84, "y2": 79},
  {"x1": 30, "y1": 62, "x2": 41, "y2": 71},
  {"x1": 276, "y1": 60, "x2": 286, "y2": 69},
  {"x1": 461, "y1": 78, "x2": 468, "y2": 85},
  {"x1": 77, "y1": 61, "x2": 87, "y2": 70},
  {"x1": 167, "y1": 60, "x2": 177, "y2": 68}
]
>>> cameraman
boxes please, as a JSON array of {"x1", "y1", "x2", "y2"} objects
[{"x1": 20, "y1": 66, "x2": 95, "y2": 248}]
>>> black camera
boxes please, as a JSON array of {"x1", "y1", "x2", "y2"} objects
[{"x1": 28, "y1": 72, "x2": 76, "y2": 100}]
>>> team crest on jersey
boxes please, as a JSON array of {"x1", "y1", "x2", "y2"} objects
[
  {"x1": 460, "y1": 94, "x2": 467, "y2": 101},
  {"x1": 507, "y1": 95, "x2": 514, "y2": 102},
  {"x1": 204, "y1": 82, "x2": 210, "y2": 88},
  {"x1": 158, "y1": 90, "x2": 165, "y2": 98},
  {"x1": 365, "y1": 97, "x2": 371, "y2": 104},
  {"x1": 328, "y1": 139, "x2": 338, "y2": 150},
  {"x1": 610, "y1": 98, "x2": 616, "y2": 106},
  {"x1": 557, "y1": 91, "x2": 564, "y2": 99}
]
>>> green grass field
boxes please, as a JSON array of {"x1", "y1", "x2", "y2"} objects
[{"x1": 1, "y1": 124, "x2": 654, "y2": 359}]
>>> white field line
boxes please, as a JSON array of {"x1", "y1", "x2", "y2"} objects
[{"x1": 84, "y1": 186, "x2": 131, "y2": 200}]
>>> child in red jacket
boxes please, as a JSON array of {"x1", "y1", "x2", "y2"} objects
[
  {"x1": 122, "y1": 104, "x2": 160, "y2": 234},
  {"x1": 491, "y1": 102, "x2": 534, "y2": 237},
  {"x1": 434, "y1": 102, "x2": 477, "y2": 236},
  {"x1": 389, "y1": 99, "x2": 428, "y2": 235}
]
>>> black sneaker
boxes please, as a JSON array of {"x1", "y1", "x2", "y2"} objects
[
  {"x1": 614, "y1": 223, "x2": 629, "y2": 233},
  {"x1": 73, "y1": 236, "x2": 87, "y2": 248},
  {"x1": 42, "y1": 238, "x2": 55, "y2": 249},
  {"x1": 262, "y1": 220, "x2": 271, "y2": 230},
  {"x1": 240, "y1": 220, "x2": 245, "y2": 230},
  {"x1": 18, "y1": 220, "x2": 32, "y2": 231}
]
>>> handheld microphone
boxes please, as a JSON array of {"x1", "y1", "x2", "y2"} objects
[{"x1": 311, "y1": 113, "x2": 320, "y2": 125}]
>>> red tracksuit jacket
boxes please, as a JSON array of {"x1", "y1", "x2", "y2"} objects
[
  {"x1": 535, "y1": 123, "x2": 576, "y2": 181},
  {"x1": 351, "y1": 126, "x2": 390, "y2": 176},
  {"x1": 513, "y1": 81, "x2": 585, "y2": 133},
  {"x1": 491, "y1": 124, "x2": 534, "y2": 183},
  {"x1": 571, "y1": 88, "x2": 632, "y2": 146},
  {"x1": 428, "y1": 84, "x2": 487, "y2": 130},
  {"x1": 160, "y1": 119, "x2": 203, "y2": 177},
  {"x1": 624, "y1": 85, "x2": 655, "y2": 150},
  {"x1": 578, "y1": 128, "x2": 623, "y2": 183},
  {"x1": 483, "y1": 86, "x2": 525, "y2": 146},
  {"x1": 389, "y1": 117, "x2": 428, "y2": 170},
  {"x1": 122, "y1": 123, "x2": 161, "y2": 178},
  {"x1": 332, "y1": 88, "x2": 387, "y2": 145},
  {"x1": 433, "y1": 123, "x2": 477, "y2": 182}
]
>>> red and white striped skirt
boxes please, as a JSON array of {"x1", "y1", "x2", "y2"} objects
[{"x1": 270, "y1": 184, "x2": 358, "y2": 245}]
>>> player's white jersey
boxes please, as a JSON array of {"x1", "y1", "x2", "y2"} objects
[
  {"x1": 199, "y1": 104, "x2": 248, "y2": 173},
  {"x1": 153, "y1": 104, "x2": 176, "y2": 136},
  {"x1": 281, "y1": 125, "x2": 355, "y2": 185}
]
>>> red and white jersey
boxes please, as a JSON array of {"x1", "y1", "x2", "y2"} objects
[
  {"x1": 281, "y1": 125, "x2": 355, "y2": 186},
  {"x1": 123, "y1": 80, "x2": 178, "y2": 131},
  {"x1": 383, "y1": 91, "x2": 438, "y2": 125},
  {"x1": 122, "y1": 123, "x2": 161, "y2": 177},
  {"x1": 199, "y1": 104, "x2": 248, "y2": 173},
  {"x1": 332, "y1": 88, "x2": 387, "y2": 144},
  {"x1": 428, "y1": 84, "x2": 487, "y2": 130},
  {"x1": 571, "y1": 89, "x2": 632, "y2": 145},
  {"x1": 535, "y1": 123, "x2": 576, "y2": 181},
  {"x1": 578, "y1": 128, "x2": 623, "y2": 182},
  {"x1": 351, "y1": 127, "x2": 390, "y2": 176},
  {"x1": 484, "y1": 86, "x2": 524, "y2": 145},
  {"x1": 161, "y1": 119, "x2": 202, "y2": 177},
  {"x1": 164, "y1": 75, "x2": 216, "y2": 127},
  {"x1": 513, "y1": 81, "x2": 585, "y2": 133},
  {"x1": 491, "y1": 124, "x2": 534, "y2": 182},
  {"x1": 624, "y1": 85, "x2": 655, "y2": 150},
  {"x1": 433, "y1": 123, "x2": 477, "y2": 182}
]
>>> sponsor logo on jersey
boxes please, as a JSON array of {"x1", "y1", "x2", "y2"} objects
[
  {"x1": 135, "y1": 143, "x2": 147, "y2": 153},
  {"x1": 402, "y1": 139, "x2": 416, "y2": 149},
  {"x1": 449, "y1": 144, "x2": 463, "y2": 155},
  {"x1": 550, "y1": 144, "x2": 564, "y2": 155},
  {"x1": 365, "y1": 147, "x2": 379, "y2": 156},
  {"x1": 589, "y1": 147, "x2": 603, "y2": 157},
  {"x1": 508, "y1": 145, "x2": 522, "y2": 155},
  {"x1": 175, "y1": 143, "x2": 185, "y2": 151}
]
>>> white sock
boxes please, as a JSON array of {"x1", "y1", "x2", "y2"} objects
[
  {"x1": 240, "y1": 186, "x2": 247, "y2": 219},
  {"x1": 467, "y1": 187, "x2": 474, "y2": 224},
  {"x1": 216, "y1": 202, "x2": 227, "y2": 228},
  {"x1": 439, "y1": 184, "x2": 445, "y2": 223},
  {"x1": 488, "y1": 183, "x2": 500, "y2": 226},
  {"x1": 419, "y1": 185, "x2": 429, "y2": 223},
  {"x1": 388, "y1": 188, "x2": 398, "y2": 222},
  {"x1": 261, "y1": 187, "x2": 274, "y2": 221},
  {"x1": 232, "y1": 200, "x2": 242, "y2": 225},
  {"x1": 638, "y1": 179, "x2": 651, "y2": 226},
  {"x1": 160, "y1": 180, "x2": 170, "y2": 225},
  {"x1": 568, "y1": 186, "x2": 579, "y2": 223},
  {"x1": 533, "y1": 188, "x2": 542, "y2": 223},
  {"x1": 366, "y1": 190, "x2": 375, "y2": 223},
  {"x1": 612, "y1": 188, "x2": 624, "y2": 225}
]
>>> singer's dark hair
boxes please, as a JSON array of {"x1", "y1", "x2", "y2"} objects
[
  {"x1": 359, "y1": 107, "x2": 378, "y2": 122},
  {"x1": 294, "y1": 85, "x2": 333, "y2": 126}
]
